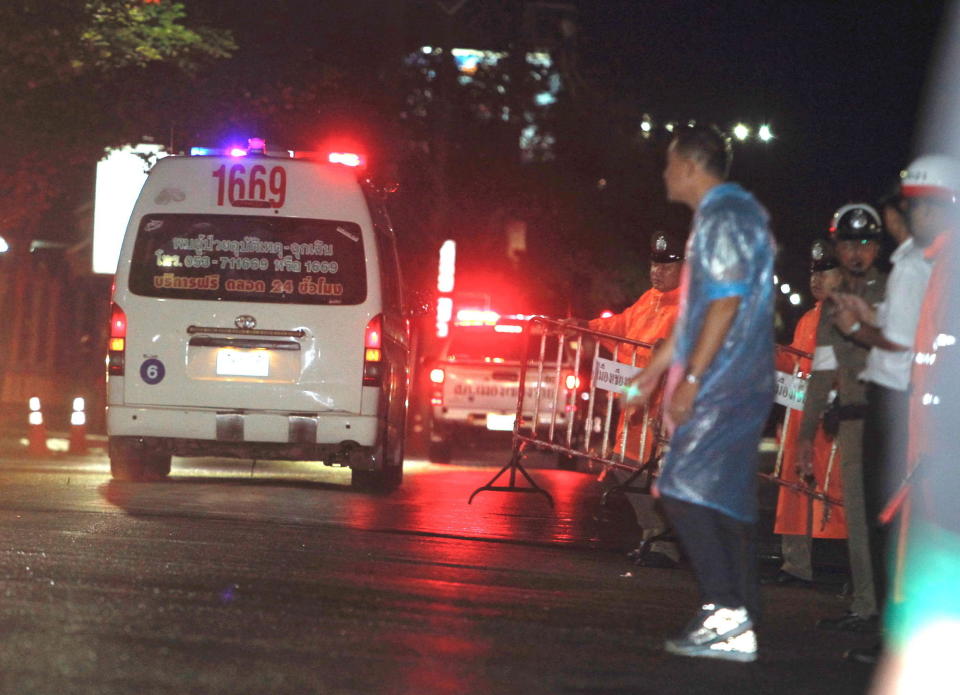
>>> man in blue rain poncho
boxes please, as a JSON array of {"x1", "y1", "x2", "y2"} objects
[{"x1": 626, "y1": 125, "x2": 775, "y2": 663}]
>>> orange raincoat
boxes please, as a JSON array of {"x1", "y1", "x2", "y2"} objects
[
  {"x1": 588, "y1": 286, "x2": 680, "y2": 464},
  {"x1": 774, "y1": 303, "x2": 848, "y2": 539}
]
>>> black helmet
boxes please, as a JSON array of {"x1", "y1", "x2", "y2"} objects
[
  {"x1": 829, "y1": 203, "x2": 882, "y2": 242},
  {"x1": 650, "y1": 232, "x2": 684, "y2": 263},
  {"x1": 809, "y1": 238, "x2": 838, "y2": 272}
]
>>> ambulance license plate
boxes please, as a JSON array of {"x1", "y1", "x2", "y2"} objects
[{"x1": 216, "y1": 349, "x2": 269, "y2": 377}]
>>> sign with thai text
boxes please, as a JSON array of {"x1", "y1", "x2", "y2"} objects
[
  {"x1": 775, "y1": 370, "x2": 807, "y2": 410},
  {"x1": 593, "y1": 357, "x2": 643, "y2": 394}
]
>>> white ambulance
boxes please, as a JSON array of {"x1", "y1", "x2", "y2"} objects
[{"x1": 106, "y1": 140, "x2": 410, "y2": 489}]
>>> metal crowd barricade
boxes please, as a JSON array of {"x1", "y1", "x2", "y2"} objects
[
  {"x1": 760, "y1": 344, "x2": 844, "y2": 516},
  {"x1": 469, "y1": 316, "x2": 659, "y2": 506}
]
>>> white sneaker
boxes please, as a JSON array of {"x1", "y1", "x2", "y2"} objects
[{"x1": 665, "y1": 605, "x2": 758, "y2": 663}]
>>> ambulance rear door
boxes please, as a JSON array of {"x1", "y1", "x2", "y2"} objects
[{"x1": 112, "y1": 155, "x2": 380, "y2": 415}]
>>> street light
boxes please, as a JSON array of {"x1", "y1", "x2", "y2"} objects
[
  {"x1": 0, "y1": 235, "x2": 8, "y2": 254},
  {"x1": 758, "y1": 124, "x2": 774, "y2": 142},
  {"x1": 733, "y1": 123, "x2": 750, "y2": 141}
]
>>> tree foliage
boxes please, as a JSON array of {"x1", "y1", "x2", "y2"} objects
[{"x1": 0, "y1": 1, "x2": 234, "y2": 245}]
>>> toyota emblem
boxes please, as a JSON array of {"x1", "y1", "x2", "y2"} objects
[{"x1": 235, "y1": 314, "x2": 257, "y2": 330}]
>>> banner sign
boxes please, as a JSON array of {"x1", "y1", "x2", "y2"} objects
[
  {"x1": 593, "y1": 357, "x2": 643, "y2": 394},
  {"x1": 775, "y1": 370, "x2": 807, "y2": 410}
]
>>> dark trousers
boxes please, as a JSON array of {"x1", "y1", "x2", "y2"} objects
[
  {"x1": 862, "y1": 381, "x2": 909, "y2": 610},
  {"x1": 661, "y1": 497, "x2": 760, "y2": 622}
]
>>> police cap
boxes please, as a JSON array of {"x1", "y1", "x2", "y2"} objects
[
  {"x1": 809, "y1": 238, "x2": 838, "y2": 272},
  {"x1": 650, "y1": 232, "x2": 684, "y2": 263},
  {"x1": 829, "y1": 203, "x2": 882, "y2": 242}
]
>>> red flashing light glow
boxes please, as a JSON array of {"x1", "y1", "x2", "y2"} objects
[
  {"x1": 429, "y1": 368, "x2": 445, "y2": 384},
  {"x1": 564, "y1": 374, "x2": 581, "y2": 391},
  {"x1": 229, "y1": 147, "x2": 247, "y2": 157},
  {"x1": 437, "y1": 240, "x2": 456, "y2": 293},
  {"x1": 600, "y1": 310, "x2": 614, "y2": 318},
  {"x1": 328, "y1": 152, "x2": 365, "y2": 168},
  {"x1": 493, "y1": 324, "x2": 522, "y2": 333},
  {"x1": 247, "y1": 137, "x2": 266, "y2": 153},
  {"x1": 436, "y1": 296, "x2": 453, "y2": 337},
  {"x1": 455, "y1": 309, "x2": 500, "y2": 326}
]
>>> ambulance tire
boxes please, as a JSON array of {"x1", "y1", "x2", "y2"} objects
[
  {"x1": 109, "y1": 437, "x2": 171, "y2": 482},
  {"x1": 428, "y1": 439, "x2": 453, "y2": 464},
  {"x1": 351, "y1": 462, "x2": 403, "y2": 490},
  {"x1": 351, "y1": 430, "x2": 404, "y2": 491}
]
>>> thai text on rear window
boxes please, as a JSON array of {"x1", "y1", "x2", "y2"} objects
[{"x1": 128, "y1": 214, "x2": 366, "y2": 305}]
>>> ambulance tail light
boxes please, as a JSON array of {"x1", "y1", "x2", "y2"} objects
[
  {"x1": 363, "y1": 314, "x2": 383, "y2": 386},
  {"x1": 108, "y1": 303, "x2": 127, "y2": 376},
  {"x1": 564, "y1": 373, "x2": 581, "y2": 391},
  {"x1": 429, "y1": 368, "x2": 445, "y2": 406}
]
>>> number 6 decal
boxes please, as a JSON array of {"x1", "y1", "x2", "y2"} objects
[{"x1": 140, "y1": 358, "x2": 166, "y2": 385}]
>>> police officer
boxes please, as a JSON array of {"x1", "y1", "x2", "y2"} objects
[
  {"x1": 797, "y1": 203, "x2": 888, "y2": 633},
  {"x1": 770, "y1": 239, "x2": 848, "y2": 586},
  {"x1": 588, "y1": 231, "x2": 683, "y2": 567}
]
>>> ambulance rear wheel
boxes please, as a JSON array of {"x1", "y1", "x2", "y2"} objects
[
  {"x1": 351, "y1": 430, "x2": 404, "y2": 491},
  {"x1": 109, "y1": 437, "x2": 171, "y2": 482},
  {"x1": 351, "y1": 462, "x2": 403, "y2": 491}
]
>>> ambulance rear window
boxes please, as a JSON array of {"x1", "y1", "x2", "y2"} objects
[{"x1": 127, "y1": 214, "x2": 366, "y2": 305}]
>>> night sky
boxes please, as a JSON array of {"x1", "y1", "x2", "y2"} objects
[
  {"x1": 76, "y1": 1, "x2": 954, "y2": 316},
  {"x1": 574, "y1": 0, "x2": 947, "y2": 278}
]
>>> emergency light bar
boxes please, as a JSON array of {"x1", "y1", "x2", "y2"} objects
[
  {"x1": 455, "y1": 309, "x2": 500, "y2": 326},
  {"x1": 189, "y1": 139, "x2": 367, "y2": 169}
]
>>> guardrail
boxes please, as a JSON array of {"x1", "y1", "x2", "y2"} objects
[
  {"x1": 469, "y1": 316, "x2": 843, "y2": 526},
  {"x1": 469, "y1": 316, "x2": 658, "y2": 506}
]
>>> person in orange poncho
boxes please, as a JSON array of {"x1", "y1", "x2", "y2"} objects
[
  {"x1": 588, "y1": 231, "x2": 683, "y2": 567},
  {"x1": 770, "y1": 239, "x2": 849, "y2": 585}
]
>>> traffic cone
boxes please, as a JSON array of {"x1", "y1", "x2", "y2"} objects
[
  {"x1": 69, "y1": 397, "x2": 88, "y2": 455},
  {"x1": 27, "y1": 396, "x2": 48, "y2": 456}
]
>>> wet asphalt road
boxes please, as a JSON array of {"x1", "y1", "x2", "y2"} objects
[{"x1": 0, "y1": 438, "x2": 875, "y2": 695}]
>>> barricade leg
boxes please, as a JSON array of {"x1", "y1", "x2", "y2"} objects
[{"x1": 468, "y1": 441, "x2": 555, "y2": 507}]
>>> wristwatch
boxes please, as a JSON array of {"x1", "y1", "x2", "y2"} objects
[{"x1": 684, "y1": 371, "x2": 701, "y2": 385}]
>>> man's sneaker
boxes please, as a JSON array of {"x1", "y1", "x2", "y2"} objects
[{"x1": 665, "y1": 604, "x2": 757, "y2": 662}]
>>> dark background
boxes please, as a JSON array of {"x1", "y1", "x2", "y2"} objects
[{"x1": 0, "y1": 0, "x2": 950, "y2": 331}]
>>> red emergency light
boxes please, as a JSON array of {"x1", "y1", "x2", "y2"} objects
[
  {"x1": 455, "y1": 309, "x2": 499, "y2": 326},
  {"x1": 327, "y1": 152, "x2": 366, "y2": 168}
]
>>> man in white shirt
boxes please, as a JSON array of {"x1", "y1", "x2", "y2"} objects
[{"x1": 831, "y1": 192, "x2": 933, "y2": 662}]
